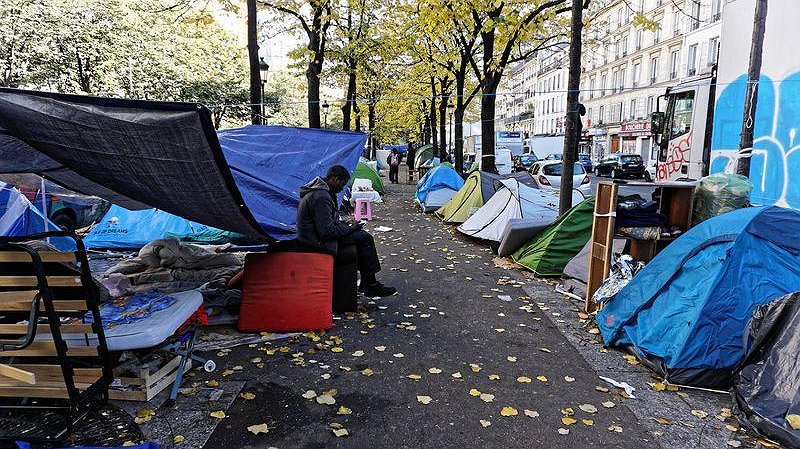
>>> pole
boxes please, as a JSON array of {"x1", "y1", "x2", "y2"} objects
[
  {"x1": 261, "y1": 81, "x2": 266, "y2": 125},
  {"x1": 40, "y1": 177, "x2": 50, "y2": 243},
  {"x1": 449, "y1": 112, "x2": 453, "y2": 153},
  {"x1": 736, "y1": 0, "x2": 768, "y2": 177},
  {"x1": 246, "y1": 0, "x2": 261, "y2": 125},
  {"x1": 559, "y1": 0, "x2": 584, "y2": 216}
]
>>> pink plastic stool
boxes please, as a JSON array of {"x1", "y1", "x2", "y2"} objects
[{"x1": 353, "y1": 198, "x2": 372, "y2": 221}]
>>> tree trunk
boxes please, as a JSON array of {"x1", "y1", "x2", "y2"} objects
[
  {"x1": 247, "y1": 0, "x2": 261, "y2": 125},
  {"x1": 560, "y1": 0, "x2": 584, "y2": 216},
  {"x1": 480, "y1": 27, "x2": 498, "y2": 173},
  {"x1": 341, "y1": 67, "x2": 356, "y2": 130},
  {"x1": 368, "y1": 101, "x2": 376, "y2": 158},
  {"x1": 438, "y1": 92, "x2": 449, "y2": 161},
  {"x1": 454, "y1": 75, "x2": 466, "y2": 174},
  {"x1": 307, "y1": 57, "x2": 322, "y2": 128},
  {"x1": 430, "y1": 79, "x2": 438, "y2": 151}
]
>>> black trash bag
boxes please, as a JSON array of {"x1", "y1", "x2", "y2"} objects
[{"x1": 733, "y1": 291, "x2": 800, "y2": 448}]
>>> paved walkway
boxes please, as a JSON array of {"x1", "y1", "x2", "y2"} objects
[{"x1": 128, "y1": 176, "x2": 746, "y2": 449}]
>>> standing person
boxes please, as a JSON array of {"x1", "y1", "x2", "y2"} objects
[
  {"x1": 387, "y1": 148, "x2": 401, "y2": 184},
  {"x1": 297, "y1": 165, "x2": 396, "y2": 297},
  {"x1": 406, "y1": 143, "x2": 417, "y2": 184}
]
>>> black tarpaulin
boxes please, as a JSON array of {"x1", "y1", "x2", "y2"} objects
[
  {"x1": 734, "y1": 292, "x2": 800, "y2": 448},
  {"x1": 0, "y1": 88, "x2": 265, "y2": 238}
]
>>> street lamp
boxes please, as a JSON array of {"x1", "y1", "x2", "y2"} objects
[
  {"x1": 447, "y1": 100, "x2": 455, "y2": 153},
  {"x1": 322, "y1": 100, "x2": 329, "y2": 129},
  {"x1": 259, "y1": 57, "x2": 270, "y2": 125}
]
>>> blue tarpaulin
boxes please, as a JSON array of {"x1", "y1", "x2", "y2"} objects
[
  {"x1": 219, "y1": 126, "x2": 366, "y2": 240},
  {"x1": 597, "y1": 206, "x2": 800, "y2": 388},
  {"x1": 383, "y1": 144, "x2": 408, "y2": 154},
  {"x1": 415, "y1": 166, "x2": 464, "y2": 203},
  {"x1": 0, "y1": 183, "x2": 75, "y2": 251},
  {"x1": 83, "y1": 205, "x2": 239, "y2": 249}
]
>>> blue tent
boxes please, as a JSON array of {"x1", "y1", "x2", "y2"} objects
[
  {"x1": 0, "y1": 183, "x2": 75, "y2": 251},
  {"x1": 219, "y1": 126, "x2": 366, "y2": 240},
  {"x1": 83, "y1": 205, "x2": 243, "y2": 249},
  {"x1": 597, "y1": 206, "x2": 800, "y2": 388},
  {"x1": 415, "y1": 166, "x2": 464, "y2": 213},
  {"x1": 383, "y1": 144, "x2": 408, "y2": 154}
]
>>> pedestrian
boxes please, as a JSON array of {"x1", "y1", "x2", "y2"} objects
[
  {"x1": 297, "y1": 165, "x2": 397, "y2": 298},
  {"x1": 406, "y1": 143, "x2": 416, "y2": 184},
  {"x1": 387, "y1": 148, "x2": 401, "y2": 184}
]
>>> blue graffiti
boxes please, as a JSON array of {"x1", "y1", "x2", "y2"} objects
[{"x1": 710, "y1": 73, "x2": 800, "y2": 209}]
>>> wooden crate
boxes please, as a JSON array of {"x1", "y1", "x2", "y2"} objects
[{"x1": 109, "y1": 354, "x2": 191, "y2": 402}]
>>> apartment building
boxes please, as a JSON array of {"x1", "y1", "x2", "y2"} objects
[{"x1": 580, "y1": 0, "x2": 724, "y2": 165}]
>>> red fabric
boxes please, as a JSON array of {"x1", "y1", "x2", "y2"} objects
[
  {"x1": 178, "y1": 305, "x2": 208, "y2": 333},
  {"x1": 238, "y1": 252, "x2": 334, "y2": 332}
]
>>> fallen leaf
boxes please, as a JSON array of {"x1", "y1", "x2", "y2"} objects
[
  {"x1": 406, "y1": 374, "x2": 422, "y2": 381},
  {"x1": 209, "y1": 411, "x2": 226, "y2": 419},
  {"x1": 479, "y1": 393, "x2": 495, "y2": 403},
  {"x1": 393, "y1": 353, "x2": 405, "y2": 358},
  {"x1": 691, "y1": 409, "x2": 709, "y2": 419},
  {"x1": 582, "y1": 419, "x2": 594, "y2": 426},
  {"x1": 361, "y1": 368, "x2": 374, "y2": 377},
  {"x1": 516, "y1": 376, "x2": 532, "y2": 383},
  {"x1": 221, "y1": 369, "x2": 234, "y2": 376},
  {"x1": 206, "y1": 380, "x2": 219, "y2": 387},
  {"x1": 302, "y1": 390, "x2": 317, "y2": 399},
  {"x1": 428, "y1": 367, "x2": 442, "y2": 374},
  {"x1": 651, "y1": 382, "x2": 666, "y2": 392},
  {"x1": 727, "y1": 441, "x2": 742, "y2": 448},
  {"x1": 602, "y1": 401, "x2": 616, "y2": 408},
  {"x1": 787, "y1": 414, "x2": 800, "y2": 430},
  {"x1": 500, "y1": 406, "x2": 518, "y2": 417},
  {"x1": 588, "y1": 328, "x2": 600, "y2": 334},
  {"x1": 469, "y1": 389, "x2": 481, "y2": 397},
  {"x1": 524, "y1": 409, "x2": 540, "y2": 418},
  {"x1": 538, "y1": 347, "x2": 552, "y2": 353},
  {"x1": 557, "y1": 428, "x2": 570, "y2": 435},
  {"x1": 469, "y1": 364, "x2": 482, "y2": 372},
  {"x1": 374, "y1": 346, "x2": 386, "y2": 352},
  {"x1": 417, "y1": 395, "x2": 432, "y2": 405},
  {"x1": 332, "y1": 428, "x2": 349, "y2": 437},
  {"x1": 247, "y1": 423, "x2": 269, "y2": 435},
  {"x1": 173, "y1": 435, "x2": 185, "y2": 443},
  {"x1": 352, "y1": 350, "x2": 365, "y2": 357},
  {"x1": 579, "y1": 404, "x2": 598, "y2": 414},
  {"x1": 608, "y1": 424, "x2": 623, "y2": 433},
  {"x1": 451, "y1": 372, "x2": 463, "y2": 379},
  {"x1": 336, "y1": 406, "x2": 352, "y2": 415},
  {"x1": 480, "y1": 419, "x2": 492, "y2": 428},
  {"x1": 653, "y1": 417, "x2": 671, "y2": 425},
  {"x1": 595, "y1": 385, "x2": 609, "y2": 392},
  {"x1": 536, "y1": 375, "x2": 548, "y2": 382},
  {"x1": 316, "y1": 394, "x2": 336, "y2": 405},
  {"x1": 488, "y1": 374, "x2": 501, "y2": 380},
  {"x1": 240, "y1": 392, "x2": 256, "y2": 400},
  {"x1": 506, "y1": 356, "x2": 517, "y2": 362},
  {"x1": 562, "y1": 417, "x2": 577, "y2": 425},
  {"x1": 564, "y1": 376, "x2": 575, "y2": 382}
]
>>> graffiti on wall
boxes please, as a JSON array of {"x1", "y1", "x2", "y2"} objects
[
  {"x1": 710, "y1": 73, "x2": 800, "y2": 209},
  {"x1": 657, "y1": 132, "x2": 692, "y2": 181}
]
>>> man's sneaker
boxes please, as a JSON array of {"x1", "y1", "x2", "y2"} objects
[{"x1": 361, "y1": 282, "x2": 397, "y2": 298}]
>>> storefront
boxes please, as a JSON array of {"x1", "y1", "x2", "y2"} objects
[{"x1": 619, "y1": 121, "x2": 652, "y2": 161}]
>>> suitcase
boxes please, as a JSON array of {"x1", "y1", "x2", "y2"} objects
[{"x1": 238, "y1": 251, "x2": 334, "y2": 332}]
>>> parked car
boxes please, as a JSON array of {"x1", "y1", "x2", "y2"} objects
[
  {"x1": 644, "y1": 161, "x2": 657, "y2": 182},
  {"x1": 594, "y1": 153, "x2": 645, "y2": 179},
  {"x1": 577, "y1": 154, "x2": 593, "y2": 172},
  {"x1": 2, "y1": 174, "x2": 109, "y2": 230},
  {"x1": 513, "y1": 153, "x2": 539, "y2": 172},
  {"x1": 528, "y1": 160, "x2": 592, "y2": 195},
  {"x1": 544, "y1": 153, "x2": 563, "y2": 161}
]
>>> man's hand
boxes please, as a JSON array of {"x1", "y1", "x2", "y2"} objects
[{"x1": 350, "y1": 221, "x2": 364, "y2": 231}]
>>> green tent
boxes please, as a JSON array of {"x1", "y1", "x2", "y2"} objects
[
  {"x1": 440, "y1": 161, "x2": 454, "y2": 170},
  {"x1": 349, "y1": 161, "x2": 385, "y2": 194},
  {"x1": 512, "y1": 196, "x2": 596, "y2": 277},
  {"x1": 435, "y1": 171, "x2": 502, "y2": 224},
  {"x1": 414, "y1": 144, "x2": 436, "y2": 168}
]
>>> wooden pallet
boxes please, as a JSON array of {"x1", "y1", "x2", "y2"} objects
[{"x1": 109, "y1": 355, "x2": 192, "y2": 402}]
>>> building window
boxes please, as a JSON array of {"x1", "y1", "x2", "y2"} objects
[
  {"x1": 622, "y1": 35, "x2": 629, "y2": 56},
  {"x1": 633, "y1": 63, "x2": 641, "y2": 87},
  {"x1": 654, "y1": 16, "x2": 662, "y2": 43},
  {"x1": 687, "y1": 44, "x2": 697, "y2": 76},
  {"x1": 587, "y1": 107, "x2": 593, "y2": 124},
  {"x1": 711, "y1": 0, "x2": 722, "y2": 22},
  {"x1": 708, "y1": 37, "x2": 719, "y2": 64},
  {"x1": 601, "y1": 74, "x2": 608, "y2": 95},
  {"x1": 690, "y1": 1, "x2": 700, "y2": 30},
  {"x1": 599, "y1": 105, "x2": 605, "y2": 123},
  {"x1": 589, "y1": 77, "x2": 595, "y2": 99},
  {"x1": 673, "y1": 9, "x2": 680, "y2": 36},
  {"x1": 650, "y1": 56, "x2": 659, "y2": 84},
  {"x1": 670, "y1": 50, "x2": 679, "y2": 79},
  {"x1": 619, "y1": 68, "x2": 626, "y2": 92},
  {"x1": 636, "y1": 29, "x2": 643, "y2": 51},
  {"x1": 617, "y1": 8, "x2": 625, "y2": 29},
  {"x1": 629, "y1": 98, "x2": 637, "y2": 120},
  {"x1": 647, "y1": 96, "x2": 655, "y2": 114}
]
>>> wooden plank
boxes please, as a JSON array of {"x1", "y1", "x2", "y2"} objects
[
  {"x1": 0, "y1": 252, "x2": 76, "y2": 263},
  {"x1": 109, "y1": 360, "x2": 192, "y2": 402},
  {"x1": 0, "y1": 377, "x2": 101, "y2": 399},
  {"x1": 11, "y1": 365, "x2": 102, "y2": 383},
  {"x1": 0, "y1": 291, "x2": 87, "y2": 311},
  {"x1": 0, "y1": 363, "x2": 36, "y2": 384},
  {"x1": 585, "y1": 182, "x2": 618, "y2": 313},
  {"x1": 0, "y1": 276, "x2": 82, "y2": 287},
  {"x1": 0, "y1": 341, "x2": 97, "y2": 357},
  {"x1": 0, "y1": 323, "x2": 94, "y2": 334}
]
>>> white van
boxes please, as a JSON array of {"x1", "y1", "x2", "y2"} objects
[{"x1": 475, "y1": 147, "x2": 513, "y2": 175}]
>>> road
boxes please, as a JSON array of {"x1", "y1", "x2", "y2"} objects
[{"x1": 586, "y1": 174, "x2": 656, "y2": 199}]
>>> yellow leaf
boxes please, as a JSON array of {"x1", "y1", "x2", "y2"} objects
[
  {"x1": 416, "y1": 395, "x2": 432, "y2": 404},
  {"x1": 579, "y1": 404, "x2": 598, "y2": 414},
  {"x1": 336, "y1": 406, "x2": 352, "y2": 415},
  {"x1": 500, "y1": 406, "x2": 518, "y2": 417},
  {"x1": 406, "y1": 374, "x2": 422, "y2": 381},
  {"x1": 516, "y1": 376, "x2": 532, "y2": 383},
  {"x1": 608, "y1": 424, "x2": 623, "y2": 433},
  {"x1": 488, "y1": 374, "x2": 501, "y2": 380},
  {"x1": 469, "y1": 364, "x2": 482, "y2": 372},
  {"x1": 209, "y1": 411, "x2": 226, "y2": 419},
  {"x1": 651, "y1": 382, "x2": 666, "y2": 391},
  {"x1": 451, "y1": 372, "x2": 463, "y2": 379},
  {"x1": 374, "y1": 345, "x2": 386, "y2": 352},
  {"x1": 173, "y1": 435, "x2": 185, "y2": 443},
  {"x1": 582, "y1": 419, "x2": 594, "y2": 426},
  {"x1": 469, "y1": 388, "x2": 481, "y2": 397},
  {"x1": 480, "y1": 419, "x2": 491, "y2": 427},
  {"x1": 561, "y1": 417, "x2": 577, "y2": 425},
  {"x1": 788, "y1": 414, "x2": 800, "y2": 430},
  {"x1": 206, "y1": 380, "x2": 219, "y2": 387},
  {"x1": 302, "y1": 390, "x2": 317, "y2": 399},
  {"x1": 361, "y1": 368, "x2": 374, "y2": 377},
  {"x1": 536, "y1": 375, "x2": 548, "y2": 382},
  {"x1": 332, "y1": 428, "x2": 349, "y2": 437},
  {"x1": 479, "y1": 393, "x2": 494, "y2": 403},
  {"x1": 221, "y1": 369, "x2": 234, "y2": 376},
  {"x1": 654, "y1": 417, "x2": 671, "y2": 425},
  {"x1": 428, "y1": 367, "x2": 442, "y2": 374},
  {"x1": 564, "y1": 376, "x2": 575, "y2": 382},
  {"x1": 136, "y1": 408, "x2": 156, "y2": 418},
  {"x1": 240, "y1": 392, "x2": 256, "y2": 400},
  {"x1": 691, "y1": 409, "x2": 709, "y2": 419},
  {"x1": 316, "y1": 394, "x2": 336, "y2": 405},
  {"x1": 331, "y1": 347, "x2": 344, "y2": 353},
  {"x1": 247, "y1": 423, "x2": 269, "y2": 435}
]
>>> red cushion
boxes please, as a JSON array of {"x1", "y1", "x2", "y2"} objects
[{"x1": 238, "y1": 252, "x2": 333, "y2": 332}]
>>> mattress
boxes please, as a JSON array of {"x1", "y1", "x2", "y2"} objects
[
  {"x1": 496, "y1": 218, "x2": 553, "y2": 256},
  {"x1": 62, "y1": 290, "x2": 203, "y2": 351}
]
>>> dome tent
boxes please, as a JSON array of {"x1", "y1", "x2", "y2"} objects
[
  {"x1": 349, "y1": 161, "x2": 385, "y2": 195},
  {"x1": 597, "y1": 206, "x2": 800, "y2": 389},
  {"x1": 0, "y1": 183, "x2": 75, "y2": 251},
  {"x1": 415, "y1": 165, "x2": 464, "y2": 213},
  {"x1": 435, "y1": 171, "x2": 504, "y2": 224},
  {"x1": 457, "y1": 178, "x2": 560, "y2": 242},
  {"x1": 511, "y1": 196, "x2": 595, "y2": 277}
]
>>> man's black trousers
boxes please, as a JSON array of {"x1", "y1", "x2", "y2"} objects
[{"x1": 339, "y1": 229, "x2": 381, "y2": 276}]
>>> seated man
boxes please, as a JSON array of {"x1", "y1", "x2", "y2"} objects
[{"x1": 297, "y1": 165, "x2": 396, "y2": 298}]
